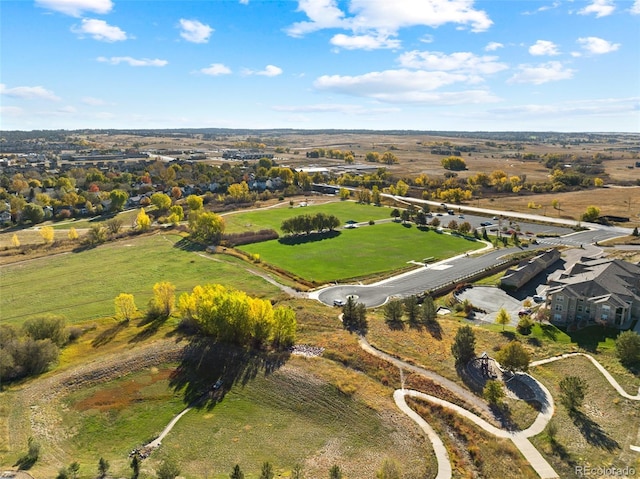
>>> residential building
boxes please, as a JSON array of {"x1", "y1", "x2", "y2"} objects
[
  {"x1": 546, "y1": 257, "x2": 640, "y2": 330},
  {"x1": 500, "y1": 248, "x2": 560, "y2": 290}
]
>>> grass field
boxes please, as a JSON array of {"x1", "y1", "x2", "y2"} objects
[
  {"x1": 222, "y1": 200, "x2": 394, "y2": 234},
  {"x1": 239, "y1": 222, "x2": 484, "y2": 283},
  {"x1": 22, "y1": 358, "x2": 431, "y2": 479},
  {"x1": 0, "y1": 233, "x2": 281, "y2": 325},
  {"x1": 530, "y1": 355, "x2": 640, "y2": 479}
]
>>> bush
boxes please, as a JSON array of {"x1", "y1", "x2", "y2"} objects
[
  {"x1": 23, "y1": 315, "x2": 68, "y2": 347},
  {"x1": 517, "y1": 315, "x2": 534, "y2": 335},
  {"x1": 616, "y1": 330, "x2": 640, "y2": 367},
  {"x1": 221, "y1": 229, "x2": 279, "y2": 246}
]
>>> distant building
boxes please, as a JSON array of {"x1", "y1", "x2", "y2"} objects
[
  {"x1": 546, "y1": 257, "x2": 640, "y2": 330},
  {"x1": 500, "y1": 249, "x2": 560, "y2": 290}
]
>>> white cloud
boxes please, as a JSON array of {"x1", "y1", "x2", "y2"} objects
[
  {"x1": 490, "y1": 97, "x2": 639, "y2": 118},
  {"x1": 57, "y1": 105, "x2": 77, "y2": 113},
  {"x1": 578, "y1": 0, "x2": 615, "y2": 17},
  {"x1": 523, "y1": 1, "x2": 561, "y2": 15},
  {"x1": 398, "y1": 50, "x2": 508, "y2": 75},
  {"x1": 35, "y1": 0, "x2": 113, "y2": 17},
  {"x1": 330, "y1": 33, "x2": 400, "y2": 50},
  {"x1": 286, "y1": 0, "x2": 347, "y2": 37},
  {"x1": 508, "y1": 61, "x2": 575, "y2": 85},
  {"x1": 272, "y1": 103, "x2": 400, "y2": 114},
  {"x1": 312, "y1": 69, "x2": 500, "y2": 104},
  {"x1": 200, "y1": 63, "x2": 232, "y2": 76},
  {"x1": 239, "y1": 0, "x2": 249, "y2": 4},
  {"x1": 82, "y1": 96, "x2": 107, "y2": 106},
  {"x1": 97, "y1": 56, "x2": 168, "y2": 67},
  {"x1": 0, "y1": 106, "x2": 25, "y2": 117},
  {"x1": 178, "y1": 19, "x2": 213, "y2": 44},
  {"x1": 529, "y1": 40, "x2": 560, "y2": 56},
  {"x1": 286, "y1": 0, "x2": 493, "y2": 46},
  {"x1": 631, "y1": 0, "x2": 640, "y2": 14},
  {"x1": 577, "y1": 36, "x2": 620, "y2": 54},
  {"x1": 71, "y1": 18, "x2": 128, "y2": 42},
  {"x1": 485, "y1": 41, "x2": 503, "y2": 52},
  {"x1": 419, "y1": 34, "x2": 434, "y2": 44},
  {"x1": 244, "y1": 65, "x2": 283, "y2": 77},
  {"x1": 0, "y1": 83, "x2": 60, "y2": 101}
]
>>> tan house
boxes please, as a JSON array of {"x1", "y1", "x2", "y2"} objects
[
  {"x1": 500, "y1": 248, "x2": 561, "y2": 290},
  {"x1": 546, "y1": 257, "x2": 640, "y2": 330}
]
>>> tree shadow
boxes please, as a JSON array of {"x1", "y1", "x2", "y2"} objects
[
  {"x1": 173, "y1": 237, "x2": 205, "y2": 251},
  {"x1": 490, "y1": 403, "x2": 519, "y2": 432},
  {"x1": 571, "y1": 411, "x2": 620, "y2": 451},
  {"x1": 540, "y1": 324, "x2": 558, "y2": 341},
  {"x1": 278, "y1": 230, "x2": 340, "y2": 245},
  {"x1": 169, "y1": 337, "x2": 290, "y2": 410},
  {"x1": 426, "y1": 320, "x2": 443, "y2": 340},
  {"x1": 14, "y1": 455, "x2": 37, "y2": 471},
  {"x1": 385, "y1": 320, "x2": 405, "y2": 331},
  {"x1": 129, "y1": 312, "x2": 170, "y2": 343},
  {"x1": 549, "y1": 438, "x2": 573, "y2": 464},
  {"x1": 527, "y1": 337, "x2": 542, "y2": 347},
  {"x1": 568, "y1": 326, "x2": 618, "y2": 353},
  {"x1": 500, "y1": 331, "x2": 516, "y2": 341},
  {"x1": 92, "y1": 320, "x2": 128, "y2": 347}
]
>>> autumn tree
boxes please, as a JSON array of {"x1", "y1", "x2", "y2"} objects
[
  {"x1": 114, "y1": 293, "x2": 137, "y2": 322},
  {"x1": 190, "y1": 211, "x2": 225, "y2": 243},
  {"x1": 151, "y1": 192, "x2": 172, "y2": 213},
  {"x1": 38, "y1": 226, "x2": 54, "y2": 244},
  {"x1": 581, "y1": 205, "x2": 601, "y2": 222},
  {"x1": 495, "y1": 307, "x2": 511, "y2": 331},
  {"x1": 186, "y1": 194, "x2": 203, "y2": 211},
  {"x1": 87, "y1": 225, "x2": 107, "y2": 244},
  {"x1": 11, "y1": 233, "x2": 20, "y2": 248},
  {"x1": 68, "y1": 227, "x2": 78, "y2": 241},
  {"x1": 339, "y1": 188, "x2": 350, "y2": 200},
  {"x1": 150, "y1": 281, "x2": 176, "y2": 318},
  {"x1": 136, "y1": 208, "x2": 151, "y2": 231}
]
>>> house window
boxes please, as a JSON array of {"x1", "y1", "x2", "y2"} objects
[
  {"x1": 556, "y1": 295, "x2": 564, "y2": 303},
  {"x1": 554, "y1": 313, "x2": 562, "y2": 321},
  {"x1": 555, "y1": 305, "x2": 563, "y2": 311}
]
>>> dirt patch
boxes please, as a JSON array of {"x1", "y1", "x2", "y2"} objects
[{"x1": 72, "y1": 368, "x2": 173, "y2": 412}]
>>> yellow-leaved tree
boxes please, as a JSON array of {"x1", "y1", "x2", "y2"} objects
[
  {"x1": 68, "y1": 227, "x2": 79, "y2": 241},
  {"x1": 114, "y1": 293, "x2": 137, "y2": 322},
  {"x1": 150, "y1": 281, "x2": 175, "y2": 318},
  {"x1": 39, "y1": 226, "x2": 55, "y2": 244},
  {"x1": 11, "y1": 234, "x2": 20, "y2": 248},
  {"x1": 136, "y1": 208, "x2": 151, "y2": 231}
]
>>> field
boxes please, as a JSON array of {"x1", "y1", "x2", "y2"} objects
[
  {"x1": 0, "y1": 233, "x2": 281, "y2": 325},
  {"x1": 239, "y1": 222, "x2": 484, "y2": 283},
  {"x1": 530, "y1": 356, "x2": 640, "y2": 479},
  {"x1": 222, "y1": 200, "x2": 394, "y2": 234}
]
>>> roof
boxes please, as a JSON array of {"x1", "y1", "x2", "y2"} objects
[{"x1": 549, "y1": 258, "x2": 640, "y2": 305}]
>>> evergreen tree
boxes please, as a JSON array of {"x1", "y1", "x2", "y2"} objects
[
  {"x1": 420, "y1": 296, "x2": 437, "y2": 324},
  {"x1": 97, "y1": 457, "x2": 109, "y2": 478},
  {"x1": 229, "y1": 464, "x2": 244, "y2": 479},
  {"x1": 451, "y1": 325, "x2": 476, "y2": 365},
  {"x1": 404, "y1": 295, "x2": 420, "y2": 325},
  {"x1": 259, "y1": 462, "x2": 274, "y2": 479},
  {"x1": 329, "y1": 465, "x2": 343, "y2": 479}
]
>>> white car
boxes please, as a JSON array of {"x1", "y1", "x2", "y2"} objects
[{"x1": 333, "y1": 299, "x2": 345, "y2": 307}]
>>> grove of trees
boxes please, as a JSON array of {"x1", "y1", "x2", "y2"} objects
[
  {"x1": 178, "y1": 284, "x2": 296, "y2": 348},
  {"x1": 281, "y1": 213, "x2": 340, "y2": 236}
]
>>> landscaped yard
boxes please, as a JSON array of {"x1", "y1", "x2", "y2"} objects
[
  {"x1": 222, "y1": 200, "x2": 394, "y2": 234},
  {"x1": 0, "y1": 233, "x2": 281, "y2": 325},
  {"x1": 239, "y1": 222, "x2": 484, "y2": 283}
]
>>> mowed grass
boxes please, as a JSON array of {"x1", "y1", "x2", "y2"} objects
[
  {"x1": 47, "y1": 360, "x2": 430, "y2": 479},
  {"x1": 239, "y1": 223, "x2": 483, "y2": 283},
  {"x1": 0, "y1": 233, "x2": 281, "y2": 325},
  {"x1": 222, "y1": 200, "x2": 394, "y2": 234}
]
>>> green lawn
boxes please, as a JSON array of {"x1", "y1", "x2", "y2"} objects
[
  {"x1": 222, "y1": 200, "x2": 393, "y2": 234},
  {"x1": 239, "y1": 222, "x2": 484, "y2": 283},
  {"x1": 0, "y1": 233, "x2": 281, "y2": 325},
  {"x1": 38, "y1": 360, "x2": 429, "y2": 479}
]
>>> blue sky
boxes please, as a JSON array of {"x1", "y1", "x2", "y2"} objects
[{"x1": 1, "y1": 0, "x2": 639, "y2": 132}]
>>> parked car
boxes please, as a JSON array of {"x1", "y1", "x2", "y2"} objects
[
  {"x1": 533, "y1": 295, "x2": 544, "y2": 303},
  {"x1": 518, "y1": 308, "x2": 532, "y2": 317},
  {"x1": 480, "y1": 221, "x2": 492, "y2": 226},
  {"x1": 333, "y1": 299, "x2": 344, "y2": 307}
]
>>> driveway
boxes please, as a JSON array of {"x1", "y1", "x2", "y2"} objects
[{"x1": 456, "y1": 286, "x2": 524, "y2": 325}]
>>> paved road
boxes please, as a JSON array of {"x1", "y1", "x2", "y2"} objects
[{"x1": 314, "y1": 226, "x2": 624, "y2": 308}]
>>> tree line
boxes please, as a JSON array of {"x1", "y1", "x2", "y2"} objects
[{"x1": 281, "y1": 213, "x2": 341, "y2": 236}]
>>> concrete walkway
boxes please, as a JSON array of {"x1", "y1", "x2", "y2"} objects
[
  {"x1": 530, "y1": 352, "x2": 640, "y2": 399},
  {"x1": 144, "y1": 407, "x2": 192, "y2": 450}
]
